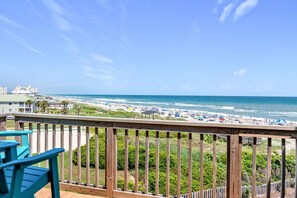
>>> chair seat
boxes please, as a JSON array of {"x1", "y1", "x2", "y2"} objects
[{"x1": 4, "y1": 166, "x2": 49, "y2": 193}]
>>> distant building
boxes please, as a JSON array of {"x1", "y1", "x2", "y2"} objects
[
  {"x1": 12, "y1": 85, "x2": 38, "y2": 95},
  {"x1": 0, "y1": 95, "x2": 34, "y2": 113},
  {"x1": 0, "y1": 87, "x2": 7, "y2": 95}
]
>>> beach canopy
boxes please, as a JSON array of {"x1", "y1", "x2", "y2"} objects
[{"x1": 274, "y1": 119, "x2": 287, "y2": 125}]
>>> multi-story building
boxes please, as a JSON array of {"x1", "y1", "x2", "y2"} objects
[
  {"x1": 0, "y1": 87, "x2": 7, "y2": 95},
  {"x1": 0, "y1": 95, "x2": 34, "y2": 113},
  {"x1": 12, "y1": 85, "x2": 38, "y2": 95}
]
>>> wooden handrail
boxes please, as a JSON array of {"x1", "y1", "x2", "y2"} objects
[{"x1": 9, "y1": 113, "x2": 297, "y2": 137}]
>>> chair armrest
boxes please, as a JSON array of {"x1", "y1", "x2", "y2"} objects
[
  {"x1": 0, "y1": 130, "x2": 33, "y2": 136},
  {"x1": 0, "y1": 148, "x2": 64, "y2": 169}
]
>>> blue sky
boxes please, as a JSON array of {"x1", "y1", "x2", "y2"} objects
[{"x1": 0, "y1": 0, "x2": 296, "y2": 96}]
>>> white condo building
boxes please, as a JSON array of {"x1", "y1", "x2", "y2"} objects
[
  {"x1": 0, "y1": 87, "x2": 7, "y2": 95},
  {"x1": 0, "y1": 95, "x2": 34, "y2": 113},
  {"x1": 12, "y1": 85, "x2": 38, "y2": 95}
]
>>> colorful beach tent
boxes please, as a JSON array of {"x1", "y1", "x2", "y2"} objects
[{"x1": 274, "y1": 119, "x2": 287, "y2": 125}]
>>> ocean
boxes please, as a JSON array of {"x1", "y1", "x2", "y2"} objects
[{"x1": 57, "y1": 95, "x2": 297, "y2": 122}]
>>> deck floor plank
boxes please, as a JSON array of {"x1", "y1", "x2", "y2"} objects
[{"x1": 35, "y1": 188, "x2": 105, "y2": 198}]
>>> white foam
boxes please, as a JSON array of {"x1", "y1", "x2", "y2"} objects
[
  {"x1": 234, "y1": 109, "x2": 258, "y2": 113},
  {"x1": 175, "y1": 103, "x2": 198, "y2": 107},
  {"x1": 269, "y1": 111, "x2": 297, "y2": 117},
  {"x1": 94, "y1": 98, "x2": 127, "y2": 103},
  {"x1": 221, "y1": 106, "x2": 235, "y2": 110}
]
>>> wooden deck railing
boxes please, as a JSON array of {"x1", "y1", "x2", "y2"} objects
[{"x1": 1, "y1": 113, "x2": 297, "y2": 198}]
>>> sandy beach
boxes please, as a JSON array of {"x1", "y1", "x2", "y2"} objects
[{"x1": 52, "y1": 96, "x2": 297, "y2": 127}]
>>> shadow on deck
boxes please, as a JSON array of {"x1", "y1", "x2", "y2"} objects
[{"x1": 36, "y1": 188, "x2": 105, "y2": 198}]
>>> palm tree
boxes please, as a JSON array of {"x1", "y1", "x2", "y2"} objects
[
  {"x1": 61, "y1": 100, "x2": 69, "y2": 115},
  {"x1": 35, "y1": 101, "x2": 42, "y2": 112},
  {"x1": 74, "y1": 104, "x2": 81, "y2": 115},
  {"x1": 41, "y1": 100, "x2": 49, "y2": 114},
  {"x1": 26, "y1": 99, "x2": 33, "y2": 113}
]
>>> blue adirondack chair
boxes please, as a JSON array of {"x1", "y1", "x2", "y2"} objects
[
  {"x1": 0, "y1": 130, "x2": 32, "y2": 160},
  {"x1": 0, "y1": 146, "x2": 64, "y2": 198}
]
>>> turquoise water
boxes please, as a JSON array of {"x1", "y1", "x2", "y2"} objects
[{"x1": 58, "y1": 95, "x2": 297, "y2": 121}]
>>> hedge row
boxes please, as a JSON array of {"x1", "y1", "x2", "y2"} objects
[{"x1": 72, "y1": 133, "x2": 296, "y2": 195}]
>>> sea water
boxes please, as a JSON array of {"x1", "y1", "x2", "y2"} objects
[{"x1": 57, "y1": 95, "x2": 297, "y2": 122}]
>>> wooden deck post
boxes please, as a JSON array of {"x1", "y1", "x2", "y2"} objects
[
  {"x1": 226, "y1": 131, "x2": 241, "y2": 198},
  {"x1": 0, "y1": 117, "x2": 6, "y2": 131},
  {"x1": 0, "y1": 116, "x2": 6, "y2": 140},
  {"x1": 106, "y1": 127, "x2": 116, "y2": 198}
]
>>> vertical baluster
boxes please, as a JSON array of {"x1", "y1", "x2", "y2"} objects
[
  {"x1": 145, "y1": 130, "x2": 149, "y2": 194},
  {"x1": 134, "y1": 130, "x2": 139, "y2": 193},
  {"x1": 281, "y1": 139, "x2": 286, "y2": 198},
  {"x1": 294, "y1": 138, "x2": 297, "y2": 198},
  {"x1": 226, "y1": 138, "x2": 230, "y2": 198},
  {"x1": 105, "y1": 128, "x2": 107, "y2": 189},
  {"x1": 166, "y1": 132, "x2": 170, "y2": 197},
  {"x1": 252, "y1": 137, "x2": 257, "y2": 198},
  {"x1": 212, "y1": 135, "x2": 217, "y2": 198},
  {"x1": 0, "y1": 118, "x2": 6, "y2": 131},
  {"x1": 0, "y1": 119, "x2": 6, "y2": 141},
  {"x1": 52, "y1": 124, "x2": 56, "y2": 149},
  {"x1": 77, "y1": 126, "x2": 81, "y2": 184},
  {"x1": 86, "y1": 127, "x2": 90, "y2": 186},
  {"x1": 266, "y1": 138, "x2": 272, "y2": 198},
  {"x1": 29, "y1": 123, "x2": 33, "y2": 156},
  {"x1": 238, "y1": 136, "x2": 242, "y2": 197},
  {"x1": 188, "y1": 133, "x2": 193, "y2": 198},
  {"x1": 200, "y1": 134, "x2": 204, "y2": 198},
  {"x1": 95, "y1": 127, "x2": 100, "y2": 188},
  {"x1": 69, "y1": 125, "x2": 73, "y2": 184},
  {"x1": 37, "y1": 123, "x2": 41, "y2": 166},
  {"x1": 114, "y1": 129, "x2": 117, "y2": 189},
  {"x1": 124, "y1": 129, "x2": 129, "y2": 191},
  {"x1": 14, "y1": 121, "x2": 22, "y2": 143},
  {"x1": 45, "y1": 124, "x2": 48, "y2": 168},
  {"x1": 60, "y1": 125, "x2": 65, "y2": 182},
  {"x1": 177, "y1": 132, "x2": 181, "y2": 198},
  {"x1": 155, "y1": 131, "x2": 160, "y2": 196}
]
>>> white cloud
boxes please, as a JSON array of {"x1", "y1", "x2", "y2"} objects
[
  {"x1": 91, "y1": 54, "x2": 113, "y2": 64},
  {"x1": 97, "y1": 0, "x2": 112, "y2": 11},
  {"x1": 212, "y1": 6, "x2": 219, "y2": 14},
  {"x1": 42, "y1": 0, "x2": 72, "y2": 32},
  {"x1": 234, "y1": 0, "x2": 258, "y2": 20},
  {"x1": 83, "y1": 65, "x2": 99, "y2": 79},
  {"x1": 191, "y1": 21, "x2": 201, "y2": 33},
  {"x1": 84, "y1": 54, "x2": 115, "y2": 83},
  {"x1": 120, "y1": 5, "x2": 131, "y2": 50},
  {"x1": 2, "y1": 30, "x2": 45, "y2": 56},
  {"x1": 0, "y1": 14, "x2": 24, "y2": 30},
  {"x1": 218, "y1": 0, "x2": 224, "y2": 5},
  {"x1": 83, "y1": 64, "x2": 115, "y2": 82},
  {"x1": 234, "y1": 68, "x2": 247, "y2": 77},
  {"x1": 219, "y1": 3, "x2": 236, "y2": 22},
  {"x1": 60, "y1": 35, "x2": 79, "y2": 54}
]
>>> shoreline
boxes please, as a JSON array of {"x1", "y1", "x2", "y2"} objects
[{"x1": 51, "y1": 95, "x2": 296, "y2": 126}]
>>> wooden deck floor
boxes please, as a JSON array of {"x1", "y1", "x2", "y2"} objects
[{"x1": 35, "y1": 188, "x2": 105, "y2": 198}]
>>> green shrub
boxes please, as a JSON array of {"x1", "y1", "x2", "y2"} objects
[{"x1": 73, "y1": 135, "x2": 296, "y2": 195}]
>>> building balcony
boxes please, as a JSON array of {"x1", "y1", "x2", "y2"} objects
[{"x1": 0, "y1": 113, "x2": 296, "y2": 198}]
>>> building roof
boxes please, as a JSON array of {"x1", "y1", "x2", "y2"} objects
[{"x1": 0, "y1": 95, "x2": 34, "y2": 102}]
